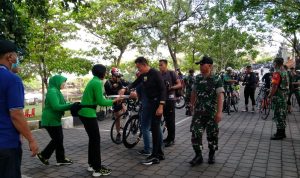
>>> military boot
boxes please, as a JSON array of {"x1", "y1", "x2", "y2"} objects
[
  {"x1": 271, "y1": 129, "x2": 285, "y2": 140},
  {"x1": 208, "y1": 149, "x2": 215, "y2": 164},
  {"x1": 189, "y1": 153, "x2": 203, "y2": 167}
]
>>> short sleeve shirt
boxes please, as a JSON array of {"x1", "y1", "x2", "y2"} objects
[
  {"x1": 0, "y1": 65, "x2": 24, "y2": 148},
  {"x1": 193, "y1": 74, "x2": 224, "y2": 116}
]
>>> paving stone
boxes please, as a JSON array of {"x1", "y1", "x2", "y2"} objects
[{"x1": 19, "y1": 100, "x2": 300, "y2": 177}]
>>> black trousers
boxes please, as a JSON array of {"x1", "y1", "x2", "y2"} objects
[
  {"x1": 41, "y1": 126, "x2": 65, "y2": 161},
  {"x1": 0, "y1": 147, "x2": 22, "y2": 178},
  {"x1": 244, "y1": 87, "x2": 256, "y2": 106},
  {"x1": 163, "y1": 100, "x2": 175, "y2": 142},
  {"x1": 79, "y1": 117, "x2": 101, "y2": 170}
]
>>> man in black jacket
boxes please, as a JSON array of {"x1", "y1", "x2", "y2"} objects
[
  {"x1": 119, "y1": 57, "x2": 166, "y2": 165},
  {"x1": 242, "y1": 66, "x2": 257, "y2": 112}
]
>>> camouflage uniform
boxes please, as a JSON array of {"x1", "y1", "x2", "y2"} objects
[
  {"x1": 183, "y1": 75, "x2": 195, "y2": 110},
  {"x1": 272, "y1": 69, "x2": 289, "y2": 130},
  {"x1": 191, "y1": 74, "x2": 224, "y2": 154}
]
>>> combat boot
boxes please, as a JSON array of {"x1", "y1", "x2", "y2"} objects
[
  {"x1": 189, "y1": 153, "x2": 203, "y2": 167},
  {"x1": 208, "y1": 149, "x2": 215, "y2": 164},
  {"x1": 271, "y1": 129, "x2": 285, "y2": 140}
]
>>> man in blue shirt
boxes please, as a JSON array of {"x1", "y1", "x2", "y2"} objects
[{"x1": 0, "y1": 40, "x2": 38, "y2": 178}]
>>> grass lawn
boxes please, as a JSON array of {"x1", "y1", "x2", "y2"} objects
[{"x1": 24, "y1": 103, "x2": 71, "y2": 121}]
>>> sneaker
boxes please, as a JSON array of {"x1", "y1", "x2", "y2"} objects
[
  {"x1": 251, "y1": 108, "x2": 255, "y2": 113},
  {"x1": 141, "y1": 157, "x2": 160, "y2": 165},
  {"x1": 137, "y1": 150, "x2": 151, "y2": 156},
  {"x1": 164, "y1": 140, "x2": 174, "y2": 147},
  {"x1": 116, "y1": 133, "x2": 122, "y2": 143},
  {"x1": 36, "y1": 153, "x2": 49, "y2": 165},
  {"x1": 87, "y1": 165, "x2": 94, "y2": 172},
  {"x1": 92, "y1": 166, "x2": 112, "y2": 177},
  {"x1": 56, "y1": 158, "x2": 73, "y2": 166}
]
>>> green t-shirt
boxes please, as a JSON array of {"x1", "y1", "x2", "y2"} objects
[{"x1": 78, "y1": 76, "x2": 113, "y2": 118}]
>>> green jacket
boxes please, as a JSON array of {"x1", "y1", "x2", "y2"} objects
[
  {"x1": 41, "y1": 75, "x2": 72, "y2": 126},
  {"x1": 78, "y1": 76, "x2": 113, "y2": 118}
]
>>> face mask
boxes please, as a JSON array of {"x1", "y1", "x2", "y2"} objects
[{"x1": 12, "y1": 58, "x2": 20, "y2": 69}]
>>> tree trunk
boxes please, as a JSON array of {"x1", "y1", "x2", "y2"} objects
[
  {"x1": 166, "y1": 41, "x2": 178, "y2": 69},
  {"x1": 116, "y1": 49, "x2": 125, "y2": 67}
]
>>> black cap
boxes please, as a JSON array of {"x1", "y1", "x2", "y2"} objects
[
  {"x1": 0, "y1": 40, "x2": 18, "y2": 55},
  {"x1": 195, "y1": 56, "x2": 213, "y2": 65}
]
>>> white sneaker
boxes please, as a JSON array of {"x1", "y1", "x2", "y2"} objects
[{"x1": 87, "y1": 165, "x2": 94, "y2": 172}]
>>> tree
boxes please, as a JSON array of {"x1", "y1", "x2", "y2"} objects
[
  {"x1": 5, "y1": 0, "x2": 93, "y2": 106},
  {"x1": 181, "y1": 0, "x2": 259, "y2": 71},
  {"x1": 232, "y1": 0, "x2": 300, "y2": 57},
  {"x1": 139, "y1": 0, "x2": 204, "y2": 69},
  {"x1": 74, "y1": 0, "x2": 147, "y2": 67}
]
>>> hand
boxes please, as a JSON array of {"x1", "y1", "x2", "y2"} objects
[
  {"x1": 155, "y1": 105, "x2": 163, "y2": 116},
  {"x1": 129, "y1": 91, "x2": 138, "y2": 99},
  {"x1": 118, "y1": 89, "x2": 126, "y2": 95},
  {"x1": 113, "y1": 97, "x2": 123, "y2": 104},
  {"x1": 214, "y1": 112, "x2": 222, "y2": 123},
  {"x1": 29, "y1": 139, "x2": 39, "y2": 157}
]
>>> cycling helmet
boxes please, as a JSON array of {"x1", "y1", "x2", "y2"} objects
[
  {"x1": 226, "y1": 67, "x2": 233, "y2": 71},
  {"x1": 111, "y1": 67, "x2": 122, "y2": 77}
]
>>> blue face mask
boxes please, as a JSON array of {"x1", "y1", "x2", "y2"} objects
[{"x1": 12, "y1": 58, "x2": 20, "y2": 69}]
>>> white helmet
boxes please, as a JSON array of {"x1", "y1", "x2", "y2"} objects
[{"x1": 226, "y1": 67, "x2": 233, "y2": 71}]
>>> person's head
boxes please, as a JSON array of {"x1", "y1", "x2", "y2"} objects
[
  {"x1": 92, "y1": 64, "x2": 107, "y2": 79},
  {"x1": 158, "y1": 59, "x2": 168, "y2": 72},
  {"x1": 226, "y1": 67, "x2": 233, "y2": 74},
  {"x1": 0, "y1": 40, "x2": 19, "y2": 69},
  {"x1": 134, "y1": 56, "x2": 150, "y2": 74},
  {"x1": 195, "y1": 55, "x2": 213, "y2": 75},
  {"x1": 246, "y1": 65, "x2": 252, "y2": 73},
  {"x1": 111, "y1": 67, "x2": 121, "y2": 82},
  {"x1": 273, "y1": 57, "x2": 284, "y2": 69},
  {"x1": 48, "y1": 75, "x2": 67, "y2": 90},
  {"x1": 188, "y1": 69, "x2": 194, "y2": 75}
]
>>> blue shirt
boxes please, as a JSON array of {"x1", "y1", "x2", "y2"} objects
[{"x1": 0, "y1": 65, "x2": 24, "y2": 148}]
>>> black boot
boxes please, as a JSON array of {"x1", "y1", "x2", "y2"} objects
[
  {"x1": 282, "y1": 129, "x2": 286, "y2": 138},
  {"x1": 271, "y1": 129, "x2": 285, "y2": 140},
  {"x1": 189, "y1": 153, "x2": 203, "y2": 167},
  {"x1": 208, "y1": 149, "x2": 215, "y2": 164}
]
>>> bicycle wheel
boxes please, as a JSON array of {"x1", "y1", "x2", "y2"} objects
[
  {"x1": 232, "y1": 96, "x2": 238, "y2": 112},
  {"x1": 226, "y1": 96, "x2": 231, "y2": 115},
  {"x1": 110, "y1": 114, "x2": 129, "y2": 144},
  {"x1": 122, "y1": 114, "x2": 142, "y2": 149},
  {"x1": 175, "y1": 96, "x2": 185, "y2": 109},
  {"x1": 259, "y1": 98, "x2": 271, "y2": 120}
]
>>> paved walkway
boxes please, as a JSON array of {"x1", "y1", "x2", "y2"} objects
[{"x1": 21, "y1": 101, "x2": 300, "y2": 178}]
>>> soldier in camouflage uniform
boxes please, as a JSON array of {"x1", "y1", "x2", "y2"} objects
[
  {"x1": 190, "y1": 56, "x2": 224, "y2": 166},
  {"x1": 268, "y1": 57, "x2": 289, "y2": 140},
  {"x1": 183, "y1": 69, "x2": 195, "y2": 116}
]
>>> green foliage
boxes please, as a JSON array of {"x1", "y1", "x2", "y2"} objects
[
  {"x1": 256, "y1": 56, "x2": 273, "y2": 64},
  {"x1": 73, "y1": 0, "x2": 147, "y2": 67}
]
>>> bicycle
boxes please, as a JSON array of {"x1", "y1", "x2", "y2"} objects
[
  {"x1": 122, "y1": 109, "x2": 167, "y2": 149},
  {"x1": 256, "y1": 86, "x2": 272, "y2": 120},
  {"x1": 175, "y1": 95, "x2": 185, "y2": 109},
  {"x1": 108, "y1": 96, "x2": 139, "y2": 144},
  {"x1": 223, "y1": 89, "x2": 238, "y2": 115}
]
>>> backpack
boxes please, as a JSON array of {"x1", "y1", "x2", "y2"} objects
[
  {"x1": 169, "y1": 71, "x2": 183, "y2": 97},
  {"x1": 70, "y1": 102, "x2": 97, "y2": 117}
]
